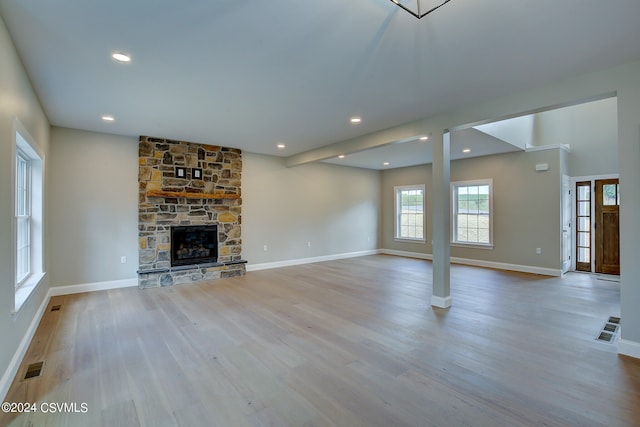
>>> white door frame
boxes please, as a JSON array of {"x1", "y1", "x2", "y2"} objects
[{"x1": 569, "y1": 173, "x2": 619, "y2": 272}]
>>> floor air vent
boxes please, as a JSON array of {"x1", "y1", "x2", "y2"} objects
[
  {"x1": 51, "y1": 305, "x2": 61, "y2": 311},
  {"x1": 596, "y1": 316, "x2": 620, "y2": 343},
  {"x1": 23, "y1": 361, "x2": 44, "y2": 380},
  {"x1": 597, "y1": 331, "x2": 614, "y2": 342}
]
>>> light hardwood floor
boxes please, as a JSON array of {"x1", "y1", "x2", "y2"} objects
[{"x1": 2, "y1": 255, "x2": 639, "y2": 426}]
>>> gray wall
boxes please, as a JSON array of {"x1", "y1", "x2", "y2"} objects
[
  {"x1": 381, "y1": 149, "x2": 563, "y2": 270},
  {"x1": 0, "y1": 16, "x2": 50, "y2": 394},
  {"x1": 381, "y1": 163, "x2": 433, "y2": 255},
  {"x1": 614, "y1": 62, "x2": 640, "y2": 348},
  {"x1": 243, "y1": 153, "x2": 380, "y2": 265},
  {"x1": 46, "y1": 131, "x2": 381, "y2": 284},
  {"x1": 370, "y1": 59, "x2": 640, "y2": 350},
  {"x1": 533, "y1": 96, "x2": 618, "y2": 177},
  {"x1": 380, "y1": 96, "x2": 619, "y2": 273},
  {"x1": 49, "y1": 127, "x2": 139, "y2": 286}
]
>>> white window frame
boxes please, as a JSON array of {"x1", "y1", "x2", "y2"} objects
[
  {"x1": 394, "y1": 184, "x2": 426, "y2": 243},
  {"x1": 16, "y1": 147, "x2": 32, "y2": 287},
  {"x1": 451, "y1": 179, "x2": 493, "y2": 249},
  {"x1": 13, "y1": 118, "x2": 45, "y2": 312}
]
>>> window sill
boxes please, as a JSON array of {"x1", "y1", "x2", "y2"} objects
[
  {"x1": 451, "y1": 242, "x2": 494, "y2": 250},
  {"x1": 14, "y1": 272, "x2": 46, "y2": 313},
  {"x1": 395, "y1": 238, "x2": 426, "y2": 244}
]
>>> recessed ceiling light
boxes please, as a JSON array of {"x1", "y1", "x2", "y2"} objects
[
  {"x1": 112, "y1": 52, "x2": 131, "y2": 63},
  {"x1": 350, "y1": 117, "x2": 362, "y2": 124},
  {"x1": 338, "y1": 155, "x2": 345, "y2": 159},
  {"x1": 101, "y1": 115, "x2": 115, "y2": 122},
  {"x1": 383, "y1": 162, "x2": 390, "y2": 166},
  {"x1": 277, "y1": 143, "x2": 286, "y2": 149},
  {"x1": 463, "y1": 148, "x2": 471, "y2": 153},
  {"x1": 419, "y1": 136, "x2": 429, "y2": 141}
]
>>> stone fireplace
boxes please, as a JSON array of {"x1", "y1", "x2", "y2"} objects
[{"x1": 137, "y1": 136, "x2": 246, "y2": 288}]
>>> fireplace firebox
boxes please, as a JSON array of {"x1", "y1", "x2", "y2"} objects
[{"x1": 171, "y1": 225, "x2": 218, "y2": 267}]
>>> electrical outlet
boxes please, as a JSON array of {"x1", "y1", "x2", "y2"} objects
[
  {"x1": 263, "y1": 245, "x2": 268, "y2": 252},
  {"x1": 120, "y1": 256, "x2": 127, "y2": 264},
  {"x1": 536, "y1": 248, "x2": 542, "y2": 254},
  {"x1": 307, "y1": 241, "x2": 311, "y2": 248}
]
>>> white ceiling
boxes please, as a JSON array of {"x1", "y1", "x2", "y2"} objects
[
  {"x1": 1, "y1": 0, "x2": 639, "y2": 168},
  {"x1": 321, "y1": 127, "x2": 523, "y2": 169}
]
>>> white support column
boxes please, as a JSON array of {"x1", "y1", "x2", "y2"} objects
[{"x1": 431, "y1": 131, "x2": 451, "y2": 308}]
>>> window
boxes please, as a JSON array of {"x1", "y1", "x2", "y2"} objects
[
  {"x1": 452, "y1": 179, "x2": 493, "y2": 247},
  {"x1": 395, "y1": 185, "x2": 425, "y2": 241},
  {"x1": 13, "y1": 120, "x2": 45, "y2": 311},
  {"x1": 16, "y1": 148, "x2": 31, "y2": 286}
]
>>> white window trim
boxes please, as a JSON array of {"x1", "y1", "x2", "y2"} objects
[
  {"x1": 451, "y1": 178, "x2": 494, "y2": 249},
  {"x1": 394, "y1": 184, "x2": 426, "y2": 243},
  {"x1": 12, "y1": 118, "x2": 46, "y2": 313},
  {"x1": 16, "y1": 148, "x2": 32, "y2": 288}
]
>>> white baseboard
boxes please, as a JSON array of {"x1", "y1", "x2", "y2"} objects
[
  {"x1": 0, "y1": 291, "x2": 50, "y2": 402},
  {"x1": 48, "y1": 278, "x2": 138, "y2": 296},
  {"x1": 246, "y1": 250, "x2": 379, "y2": 272},
  {"x1": 431, "y1": 295, "x2": 452, "y2": 308},
  {"x1": 380, "y1": 249, "x2": 433, "y2": 260},
  {"x1": 450, "y1": 256, "x2": 562, "y2": 277},
  {"x1": 618, "y1": 339, "x2": 640, "y2": 360},
  {"x1": 380, "y1": 249, "x2": 561, "y2": 276}
]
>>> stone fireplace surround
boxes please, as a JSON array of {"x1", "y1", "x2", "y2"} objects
[{"x1": 137, "y1": 136, "x2": 246, "y2": 288}]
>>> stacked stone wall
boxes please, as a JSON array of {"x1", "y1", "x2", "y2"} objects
[{"x1": 137, "y1": 136, "x2": 245, "y2": 288}]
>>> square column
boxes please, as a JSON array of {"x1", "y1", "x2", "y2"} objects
[{"x1": 431, "y1": 131, "x2": 451, "y2": 308}]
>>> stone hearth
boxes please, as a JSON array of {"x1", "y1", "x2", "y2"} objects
[{"x1": 137, "y1": 136, "x2": 245, "y2": 288}]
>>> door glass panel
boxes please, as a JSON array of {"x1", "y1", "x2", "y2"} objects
[
  {"x1": 578, "y1": 185, "x2": 590, "y2": 200},
  {"x1": 578, "y1": 201, "x2": 590, "y2": 216},
  {"x1": 603, "y1": 184, "x2": 617, "y2": 205},
  {"x1": 578, "y1": 231, "x2": 590, "y2": 247},
  {"x1": 578, "y1": 217, "x2": 590, "y2": 232},
  {"x1": 576, "y1": 182, "x2": 592, "y2": 271},
  {"x1": 578, "y1": 247, "x2": 590, "y2": 263}
]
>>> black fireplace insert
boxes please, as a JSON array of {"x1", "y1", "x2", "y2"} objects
[{"x1": 170, "y1": 225, "x2": 218, "y2": 267}]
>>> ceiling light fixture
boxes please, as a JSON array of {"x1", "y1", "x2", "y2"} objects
[
  {"x1": 419, "y1": 136, "x2": 429, "y2": 141},
  {"x1": 101, "y1": 115, "x2": 115, "y2": 122},
  {"x1": 390, "y1": 0, "x2": 452, "y2": 19},
  {"x1": 338, "y1": 155, "x2": 345, "y2": 159},
  {"x1": 277, "y1": 143, "x2": 286, "y2": 149},
  {"x1": 463, "y1": 148, "x2": 471, "y2": 153},
  {"x1": 383, "y1": 162, "x2": 390, "y2": 166},
  {"x1": 350, "y1": 117, "x2": 362, "y2": 124},
  {"x1": 112, "y1": 52, "x2": 131, "y2": 63}
]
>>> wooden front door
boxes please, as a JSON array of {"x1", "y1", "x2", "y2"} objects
[{"x1": 595, "y1": 179, "x2": 620, "y2": 275}]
